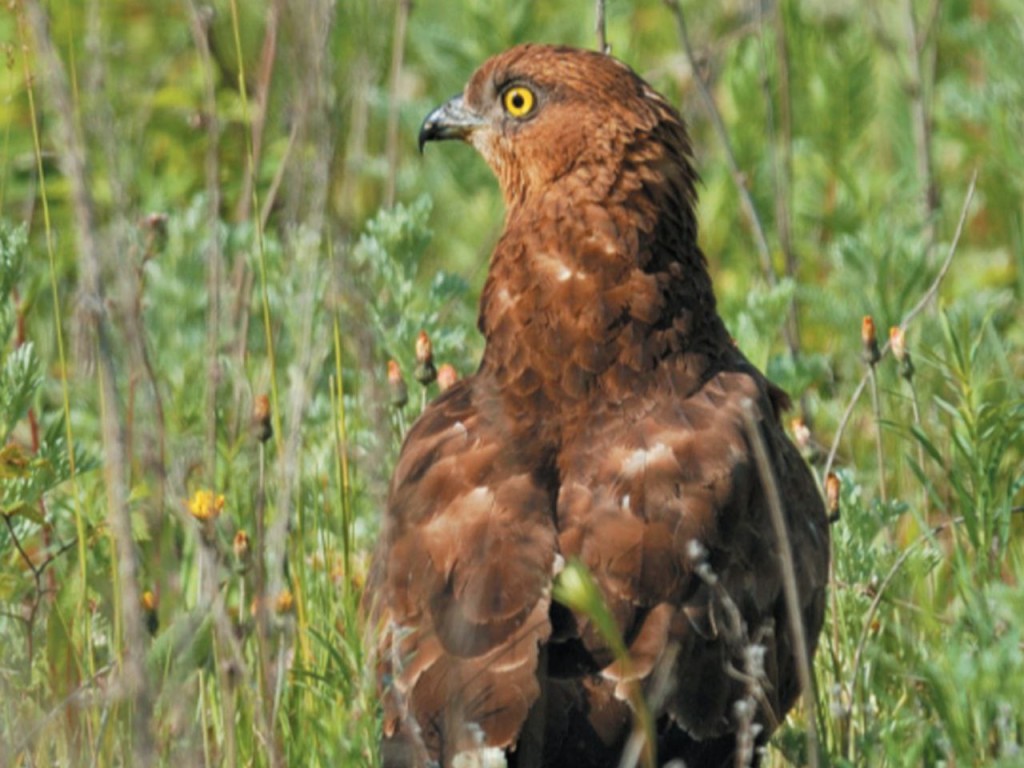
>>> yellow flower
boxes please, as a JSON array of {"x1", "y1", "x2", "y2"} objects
[{"x1": 188, "y1": 489, "x2": 225, "y2": 521}]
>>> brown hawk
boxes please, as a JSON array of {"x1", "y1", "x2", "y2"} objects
[{"x1": 364, "y1": 44, "x2": 830, "y2": 768}]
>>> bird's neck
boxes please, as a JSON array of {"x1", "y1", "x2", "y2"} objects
[{"x1": 477, "y1": 162, "x2": 732, "y2": 425}]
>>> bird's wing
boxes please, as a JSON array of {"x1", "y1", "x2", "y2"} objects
[
  {"x1": 365, "y1": 377, "x2": 558, "y2": 761},
  {"x1": 555, "y1": 367, "x2": 830, "y2": 740}
]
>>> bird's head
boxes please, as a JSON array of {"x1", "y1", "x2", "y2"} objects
[{"x1": 419, "y1": 44, "x2": 695, "y2": 208}]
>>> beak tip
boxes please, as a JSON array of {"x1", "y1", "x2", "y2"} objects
[{"x1": 417, "y1": 123, "x2": 432, "y2": 155}]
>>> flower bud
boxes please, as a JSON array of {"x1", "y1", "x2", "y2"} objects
[
  {"x1": 888, "y1": 327, "x2": 905, "y2": 361},
  {"x1": 889, "y1": 326, "x2": 915, "y2": 381},
  {"x1": 275, "y1": 588, "x2": 294, "y2": 615},
  {"x1": 825, "y1": 472, "x2": 841, "y2": 522},
  {"x1": 233, "y1": 530, "x2": 251, "y2": 565},
  {"x1": 141, "y1": 590, "x2": 159, "y2": 635},
  {"x1": 790, "y1": 417, "x2": 811, "y2": 453},
  {"x1": 414, "y1": 331, "x2": 437, "y2": 385},
  {"x1": 388, "y1": 360, "x2": 408, "y2": 408},
  {"x1": 253, "y1": 394, "x2": 273, "y2": 443},
  {"x1": 437, "y1": 363, "x2": 458, "y2": 392},
  {"x1": 861, "y1": 316, "x2": 880, "y2": 365}
]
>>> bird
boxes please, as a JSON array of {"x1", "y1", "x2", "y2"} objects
[{"x1": 363, "y1": 43, "x2": 830, "y2": 768}]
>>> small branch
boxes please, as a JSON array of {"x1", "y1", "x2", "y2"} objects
[
  {"x1": 384, "y1": 0, "x2": 412, "y2": 208},
  {"x1": 4, "y1": 514, "x2": 39, "y2": 578},
  {"x1": 259, "y1": 118, "x2": 301, "y2": 231},
  {"x1": 663, "y1": 0, "x2": 800, "y2": 360},
  {"x1": 233, "y1": 0, "x2": 282, "y2": 223},
  {"x1": 867, "y1": 364, "x2": 887, "y2": 503},
  {"x1": 824, "y1": 171, "x2": 977, "y2": 479},
  {"x1": 596, "y1": 0, "x2": 610, "y2": 54},
  {"x1": 903, "y1": 0, "x2": 940, "y2": 254},
  {"x1": 763, "y1": 0, "x2": 803, "y2": 369},
  {"x1": 185, "y1": 0, "x2": 224, "y2": 484},
  {"x1": 742, "y1": 402, "x2": 821, "y2": 768},
  {"x1": 3, "y1": 513, "x2": 79, "y2": 666}
]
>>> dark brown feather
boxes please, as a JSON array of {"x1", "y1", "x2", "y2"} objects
[{"x1": 365, "y1": 43, "x2": 830, "y2": 767}]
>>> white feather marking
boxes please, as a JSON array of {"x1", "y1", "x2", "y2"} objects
[
  {"x1": 621, "y1": 442, "x2": 674, "y2": 477},
  {"x1": 464, "y1": 486, "x2": 494, "y2": 506},
  {"x1": 552, "y1": 552, "x2": 566, "y2": 576},
  {"x1": 450, "y1": 420, "x2": 468, "y2": 441},
  {"x1": 453, "y1": 746, "x2": 508, "y2": 768},
  {"x1": 534, "y1": 251, "x2": 578, "y2": 282}
]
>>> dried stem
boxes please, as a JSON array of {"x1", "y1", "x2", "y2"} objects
[
  {"x1": 253, "y1": 441, "x2": 282, "y2": 767},
  {"x1": 867, "y1": 364, "x2": 887, "y2": 503},
  {"x1": 596, "y1": 0, "x2": 610, "y2": 54},
  {"x1": 824, "y1": 171, "x2": 977, "y2": 480},
  {"x1": 21, "y1": 2, "x2": 154, "y2": 761},
  {"x1": 906, "y1": 379, "x2": 926, "y2": 474},
  {"x1": 762, "y1": 0, "x2": 802, "y2": 376},
  {"x1": 3, "y1": 515, "x2": 78, "y2": 662},
  {"x1": 234, "y1": 0, "x2": 282, "y2": 223},
  {"x1": 903, "y1": 0, "x2": 939, "y2": 253},
  {"x1": 742, "y1": 402, "x2": 821, "y2": 768},
  {"x1": 384, "y1": 0, "x2": 413, "y2": 208},
  {"x1": 663, "y1": 0, "x2": 801, "y2": 361},
  {"x1": 186, "y1": 0, "x2": 224, "y2": 485}
]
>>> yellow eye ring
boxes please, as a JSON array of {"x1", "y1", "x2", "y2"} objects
[{"x1": 502, "y1": 86, "x2": 535, "y2": 118}]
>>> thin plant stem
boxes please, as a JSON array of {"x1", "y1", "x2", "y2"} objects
[
  {"x1": 185, "y1": 0, "x2": 223, "y2": 484},
  {"x1": 760, "y1": 0, "x2": 803, "y2": 379},
  {"x1": 384, "y1": 0, "x2": 412, "y2": 208},
  {"x1": 234, "y1": 0, "x2": 282, "y2": 223},
  {"x1": 825, "y1": 171, "x2": 977, "y2": 479},
  {"x1": 227, "y1": 0, "x2": 283, "y2": 453},
  {"x1": 867, "y1": 363, "x2": 887, "y2": 503},
  {"x1": 253, "y1": 440, "x2": 281, "y2": 767},
  {"x1": 332, "y1": 316, "x2": 354, "y2": 584},
  {"x1": 596, "y1": 0, "x2": 610, "y2": 53},
  {"x1": 199, "y1": 669, "x2": 212, "y2": 767},
  {"x1": 742, "y1": 402, "x2": 821, "y2": 768},
  {"x1": 907, "y1": 380, "x2": 927, "y2": 474},
  {"x1": 663, "y1": 0, "x2": 802, "y2": 363},
  {"x1": 903, "y1": 0, "x2": 939, "y2": 254}
]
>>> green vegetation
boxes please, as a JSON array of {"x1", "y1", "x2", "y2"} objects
[{"x1": 1, "y1": 0, "x2": 1021, "y2": 765}]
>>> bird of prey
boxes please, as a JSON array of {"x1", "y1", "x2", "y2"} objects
[{"x1": 365, "y1": 44, "x2": 830, "y2": 768}]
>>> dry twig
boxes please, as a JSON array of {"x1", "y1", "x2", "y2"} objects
[
  {"x1": 663, "y1": 0, "x2": 801, "y2": 362},
  {"x1": 596, "y1": 0, "x2": 611, "y2": 54},
  {"x1": 742, "y1": 402, "x2": 821, "y2": 768}
]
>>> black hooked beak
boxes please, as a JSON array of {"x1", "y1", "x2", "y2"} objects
[{"x1": 418, "y1": 94, "x2": 486, "y2": 153}]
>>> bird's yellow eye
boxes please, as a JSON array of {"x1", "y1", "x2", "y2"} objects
[{"x1": 502, "y1": 86, "x2": 535, "y2": 118}]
